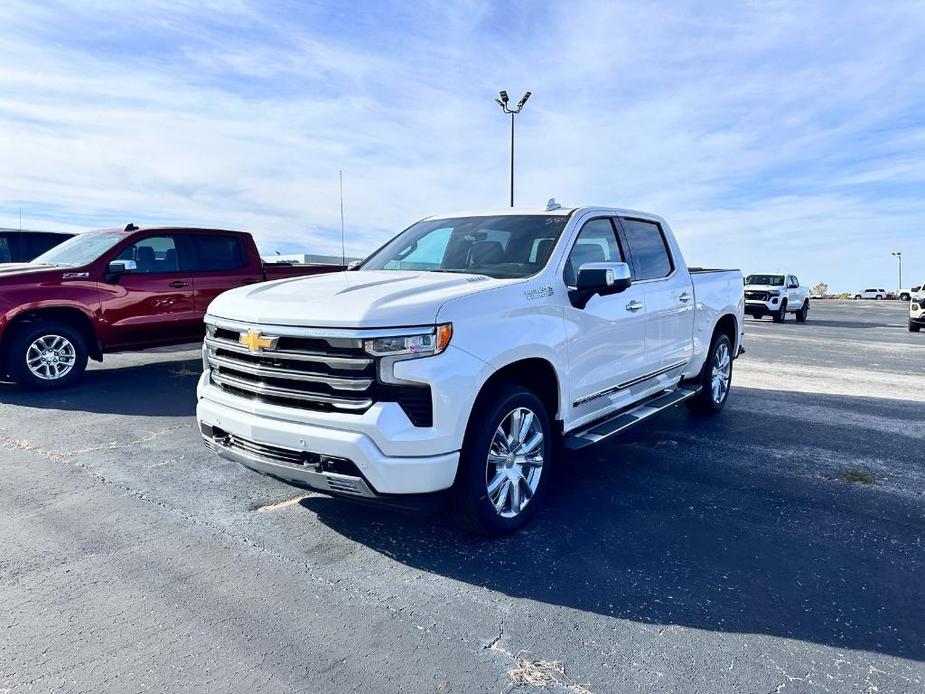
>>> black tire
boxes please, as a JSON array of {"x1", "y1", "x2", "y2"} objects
[
  {"x1": 449, "y1": 383, "x2": 553, "y2": 536},
  {"x1": 900, "y1": 294, "x2": 911, "y2": 301},
  {"x1": 6, "y1": 320, "x2": 88, "y2": 389},
  {"x1": 687, "y1": 332, "x2": 733, "y2": 413},
  {"x1": 795, "y1": 300, "x2": 809, "y2": 322},
  {"x1": 752, "y1": 313, "x2": 763, "y2": 320},
  {"x1": 772, "y1": 300, "x2": 787, "y2": 322},
  {"x1": 875, "y1": 295, "x2": 882, "y2": 300},
  {"x1": 854, "y1": 295, "x2": 862, "y2": 300},
  {"x1": 911, "y1": 321, "x2": 921, "y2": 333}
]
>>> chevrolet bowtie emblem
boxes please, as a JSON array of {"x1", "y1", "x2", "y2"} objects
[{"x1": 239, "y1": 330, "x2": 278, "y2": 353}]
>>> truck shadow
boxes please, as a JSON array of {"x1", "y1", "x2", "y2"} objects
[
  {"x1": 0, "y1": 357, "x2": 201, "y2": 417},
  {"x1": 303, "y1": 386, "x2": 924, "y2": 662}
]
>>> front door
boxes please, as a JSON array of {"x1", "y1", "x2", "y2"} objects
[
  {"x1": 562, "y1": 216, "x2": 649, "y2": 428},
  {"x1": 98, "y1": 234, "x2": 198, "y2": 348}
]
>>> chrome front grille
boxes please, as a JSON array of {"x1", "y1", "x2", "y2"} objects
[
  {"x1": 203, "y1": 318, "x2": 434, "y2": 426},
  {"x1": 205, "y1": 321, "x2": 377, "y2": 413},
  {"x1": 745, "y1": 291, "x2": 769, "y2": 301}
]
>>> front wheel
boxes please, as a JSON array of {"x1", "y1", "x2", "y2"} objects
[
  {"x1": 796, "y1": 300, "x2": 809, "y2": 322},
  {"x1": 854, "y1": 295, "x2": 862, "y2": 300},
  {"x1": 449, "y1": 384, "x2": 553, "y2": 536},
  {"x1": 772, "y1": 300, "x2": 787, "y2": 322},
  {"x1": 911, "y1": 321, "x2": 922, "y2": 333},
  {"x1": 7, "y1": 321, "x2": 88, "y2": 389},
  {"x1": 688, "y1": 332, "x2": 733, "y2": 413}
]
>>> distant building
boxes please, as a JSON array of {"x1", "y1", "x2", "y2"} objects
[{"x1": 262, "y1": 253, "x2": 361, "y2": 266}]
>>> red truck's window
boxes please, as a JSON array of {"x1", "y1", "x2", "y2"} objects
[
  {"x1": 116, "y1": 236, "x2": 180, "y2": 273},
  {"x1": 189, "y1": 236, "x2": 247, "y2": 272}
]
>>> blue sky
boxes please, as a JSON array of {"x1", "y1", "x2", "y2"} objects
[{"x1": 1, "y1": 0, "x2": 924, "y2": 291}]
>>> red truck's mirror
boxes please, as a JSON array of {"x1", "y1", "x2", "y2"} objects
[{"x1": 107, "y1": 259, "x2": 137, "y2": 276}]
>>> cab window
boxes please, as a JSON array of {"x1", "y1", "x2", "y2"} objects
[
  {"x1": 564, "y1": 218, "x2": 622, "y2": 287},
  {"x1": 116, "y1": 236, "x2": 180, "y2": 273},
  {"x1": 620, "y1": 218, "x2": 672, "y2": 280}
]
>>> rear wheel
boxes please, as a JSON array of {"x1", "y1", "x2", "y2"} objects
[
  {"x1": 449, "y1": 384, "x2": 553, "y2": 536},
  {"x1": 688, "y1": 332, "x2": 733, "y2": 413},
  {"x1": 900, "y1": 293, "x2": 911, "y2": 301},
  {"x1": 752, "y1": 312, "x2": 764, "y2": 320},
  {"x1": 911, "y1": 321, "x2": 921, "y2": 333},
  {"x1": 772, "y1": 300, "x2": 787, "y2": 322},
  {"x1": 795, "y1": 300, "x2": 809, "y2": 322},
  {"x1": 875, "y1": 295, "x2": 883, "y2": 300},
  {"x1": 7, "y1": 321, "x2": 88, "y2": 389}
]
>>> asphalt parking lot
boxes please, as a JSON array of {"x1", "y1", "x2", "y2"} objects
[{"x1": 1, "y1": 300, "x2": 923, "y2": 693}]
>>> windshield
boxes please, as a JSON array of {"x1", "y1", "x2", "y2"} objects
[
  {"x1": 32, "y1": 231, "x2": 127, "y2": 267},
  {"x1": 745, "y1": 274, "x2": 784, "y2": 286},
  {"x1": 361, "y1": 215, "x2": 569, "y2": 279}
]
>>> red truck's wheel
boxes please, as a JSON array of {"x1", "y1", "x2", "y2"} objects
[
  {"x1": 7, "y1": 321, "x2": 88, "y2": 389},
  {"x1": 449, "y1": 383, "x2": 553, "y2": 536}
]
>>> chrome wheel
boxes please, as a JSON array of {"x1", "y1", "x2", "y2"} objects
[
  {"x1": 711, "y1": 341, "x2": 731, "y2": 404},
  {"x1": 26, "y1": 334, "x2": 77, "y2": 381},
  {"x1": 486, "y1": 407, "x2": 544, "y2": 518}
]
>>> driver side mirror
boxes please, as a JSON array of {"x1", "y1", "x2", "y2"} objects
[
  {"x1": 346, "y1": 260, "x2": 362, "y2": 271},
  {"x1": 569, "y1": 261, "x2": 632, "y2": 309},
  {"x1": 107, "y1": 259, "x2": 137, "y2": 278}
]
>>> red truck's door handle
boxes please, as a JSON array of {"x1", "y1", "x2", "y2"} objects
[{"x1": 169, "y1": 280, "x2": 190, "y2": 288}]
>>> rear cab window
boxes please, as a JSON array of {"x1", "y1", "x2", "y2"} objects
[
  {"x1": 187, "y1": 235, "x2": 248, "y2": 272},
  {"x1": 619, "y1": 218, "x2": 673, "y2": 280}
]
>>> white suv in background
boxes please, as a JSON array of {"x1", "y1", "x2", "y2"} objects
[
  {"x1": 853, "y1": 288, "x2": 886, "y2": 300},
  {"x1": 744, "y1": 273, "x2": 810, "y2": 322},
  {"x1": 910, "y1": 285, "x2": 924, "y2": 332}
]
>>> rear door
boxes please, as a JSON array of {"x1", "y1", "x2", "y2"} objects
[
  {"x1": 562, "y1": 216, "x2": 649, "y2": 425},
  {"x1": 184, "y1": 233, "x2": 262, "y2": 320},
  {"x1": 98, "y1": 233, "x2": 198, "y2": 347},
  {"x1": 618, "y1": 217, "x2": 694, "y2": 375}
]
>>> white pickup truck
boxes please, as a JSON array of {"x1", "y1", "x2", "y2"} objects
[
  {"x1": 744, "y1": 273, "x2": 810, "y2": 322},
  {"x1": 196, "y1": 205, "x2": 744, "y2": 535}
]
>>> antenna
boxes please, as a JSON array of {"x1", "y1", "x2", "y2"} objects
[
  {"x1": 339, "y1": 170, "x2": 345, "y2": 268},
  {"x1": 19, "y1": 205, "x2": 22, "y2": 232}
]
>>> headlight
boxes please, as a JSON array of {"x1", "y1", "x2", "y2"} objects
[
  {"x1": 767, "y1": 290, "x2": 780, "y2": 296},
  {"x1": 364, "y1": 324, "x2": 453, "y2": 358}
]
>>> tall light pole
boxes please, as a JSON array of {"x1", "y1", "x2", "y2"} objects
[
  {"x1": 891, "y1": 251, "x2": 902, "y2": 293},
  {"x1": 495, "y1": 90, "x2": 531, "y2": 207}
]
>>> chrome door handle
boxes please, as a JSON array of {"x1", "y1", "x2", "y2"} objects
[
  {"x1": 625, "y1": 300, "x2": 644, "y2": 312},
  {"x1": 169, "y1": 280, "x2": 190, "y2": 288},
  {"x1": 679, "y1": 292, "x2": 692, "y2": 303}
]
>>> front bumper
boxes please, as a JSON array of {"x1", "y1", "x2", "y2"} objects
[
  {"x1": 745, "y1": 300, "x2": 779, "y2": 316},
  {"x1": 197, "y1": 389, "x2": 460, "y2": 497}
]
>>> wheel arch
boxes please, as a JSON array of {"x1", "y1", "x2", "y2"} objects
[
  {"x1": 472, "y1": 357, "x2": 562, "y2": 426},
  {"x1": 2, "y1": 306, "x2": 101, "y2": 361},
  {"x1": 713, "y1": 312, "x2": 739, "y2": 354}
]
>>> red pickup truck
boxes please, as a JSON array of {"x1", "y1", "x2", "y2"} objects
[{"x1": 0, "y1": 224, "x2": 342, "y2": 388}]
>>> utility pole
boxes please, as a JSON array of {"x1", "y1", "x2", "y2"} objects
[
  {"x1": 892, "y1": 251, "x2": 902, "y2": 292},
  {"x1": 495, "y1": 90, "x2": 531, "y2": 207}
]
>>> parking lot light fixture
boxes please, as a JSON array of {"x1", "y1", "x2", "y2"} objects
[
  {"x1": 892, "y1": 251, "x2": 902, "y2": 293},
  {"x1": 496, "y1": 89, "x2": 532, "y2": 207}
]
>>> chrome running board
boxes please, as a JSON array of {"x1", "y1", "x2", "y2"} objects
[{"x1": 564, "y1": 386, "x2": 701, "y2": 451}]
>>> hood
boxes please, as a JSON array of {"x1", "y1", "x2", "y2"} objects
[
  {"x1": 207, "y1": 270, "x2": 516, "y2": 328},
  {"x1": 0, "y1": 263, "x2": 70, "y2": 284}
]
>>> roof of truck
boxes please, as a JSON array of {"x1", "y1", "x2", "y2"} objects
[{"x1": 425, "y1": 205, "x2": 665, "y2": 223}]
